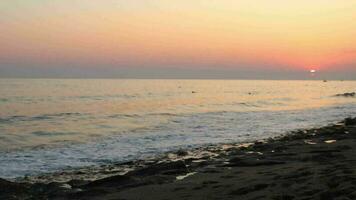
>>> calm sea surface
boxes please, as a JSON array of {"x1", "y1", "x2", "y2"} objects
[{"x1": 0, "y1": 79, "x2": 355, "y2": 178}]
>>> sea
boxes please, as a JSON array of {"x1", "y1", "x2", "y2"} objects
[{"x1": 0, "y1": 79, "x2": 355, "y2": 179}]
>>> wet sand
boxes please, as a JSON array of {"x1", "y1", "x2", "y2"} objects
[{"x1": 1, "y1": 118, "x2": 356, "y2": 200}]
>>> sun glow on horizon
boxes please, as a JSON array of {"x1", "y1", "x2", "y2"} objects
[{"x1": 0, "y1": 0, "x2": 356, "y2": 78}]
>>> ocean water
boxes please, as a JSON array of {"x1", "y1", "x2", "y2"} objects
[{"x1": 0, "y1": 79, "x2": 355, "y2": 179}]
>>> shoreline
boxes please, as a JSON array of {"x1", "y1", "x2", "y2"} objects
[
  {"x1": 1, "y1": 117, "x2": 356, "y2": 199},
  {"x1": 5, "y1": 115, "x2": 352, "y2": 183}
]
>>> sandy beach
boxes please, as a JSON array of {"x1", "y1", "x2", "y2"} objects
[{"x1": 1, "y1": 117, "x2": 356, "y2": 200}]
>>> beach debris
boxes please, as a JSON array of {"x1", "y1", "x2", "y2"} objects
[
  {"x1": 176, "y1": 172, "x2": 197, "y2": 181},
  {"x1": 176, "y1": 149, "x2": 189, "y2": 156},
  {"x1": 304, "y1": 140, "x2": 317, "y2": 145},
  {"x1": 324, "y1": 140, "x2": 337, "y2": 144}
]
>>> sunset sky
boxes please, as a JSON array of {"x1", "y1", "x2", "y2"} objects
[{"x1": 0, "y1": 0, "x2": 355, "y2": 79}]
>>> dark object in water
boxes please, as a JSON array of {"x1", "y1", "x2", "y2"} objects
[{"x1": 335, "y1": 92, "x2": 355, "y2": 97}]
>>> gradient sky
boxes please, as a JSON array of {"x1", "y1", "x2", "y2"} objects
[{"x1": 0, "y1": 0, "x2": 355, "y2": 79}]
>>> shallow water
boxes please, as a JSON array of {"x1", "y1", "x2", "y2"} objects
[{"x1": 0, "y1": 79, "x2": 355, "y2": 178}]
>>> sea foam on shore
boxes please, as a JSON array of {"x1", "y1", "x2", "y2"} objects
[{"x1": 1, "y1": 118, "x2": 356, "y2": 200}]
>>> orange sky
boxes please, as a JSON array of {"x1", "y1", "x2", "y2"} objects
[{"x1": 0, "y1": 0, "x2": 355, "y2": 78}]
